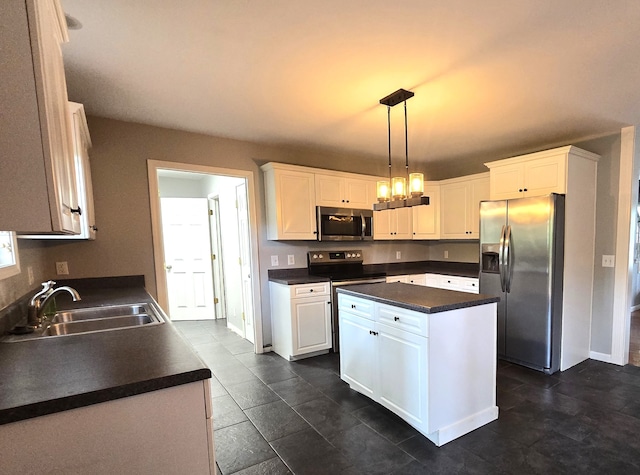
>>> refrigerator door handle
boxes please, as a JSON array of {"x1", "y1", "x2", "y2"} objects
[
  {"x1": 504, "y1": 225, "x2": 512, "y2": 293},
  {"x1": 499, "y1": 225, "x2": 507, "y2": 292}
]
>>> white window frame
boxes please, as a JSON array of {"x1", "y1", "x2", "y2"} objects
[{"x1": 0, "y1": 231, "x2": 20, "y2": 280}]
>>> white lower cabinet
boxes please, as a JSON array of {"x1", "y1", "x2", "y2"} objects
[
  {"x1": 270, "y1": 282, "x2": 332, "y2": 360},
  {"x1": 390, "y1": 273, "x2": 479, "y2": 293},
  {"x1": 338, "y1": 293, "x2": 498, "y2": 446},
  {"x1": 1, "y1": 381, "x2": 215, "y2": 474}
]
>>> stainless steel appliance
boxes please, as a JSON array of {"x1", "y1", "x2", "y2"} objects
[
  {"x1": 307, "y1": 250, "x2": 386, "y2": 352},
  {"x1": 316, "y1": 207, "x2": 373, "y2": 241},
  {"x1": 479, "y1": 194, "x2": 565, "y2": 374}
]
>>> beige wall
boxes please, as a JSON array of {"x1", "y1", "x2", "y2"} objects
[{"x1": 0, "y1": 116, "x2": 625, "y2": 356}]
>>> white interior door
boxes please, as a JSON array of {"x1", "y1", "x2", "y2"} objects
[
  {"x1": 236, "y1": 183, "x2": 255, "y2": 343},
  {"x1": 161, "y1": 198, "x2": 215, "y2": 320},
  {"x1": 208, "y1": 197, "x2": 226, "y2": 320}
]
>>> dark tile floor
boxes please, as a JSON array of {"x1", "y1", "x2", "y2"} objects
[
  {"x1": 175, "y1": 319, "x2": 640, "y2": 475},
  {"x1": 630, "y1": 310, "x2": 640, "y2": 366}
]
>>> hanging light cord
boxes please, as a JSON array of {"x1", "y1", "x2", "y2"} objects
[
  {"x1": 404, "y1": 100, "x2": 409, "y2": 182},
  {"x1": 387, "y1": 105, "x2": 392, "y2": 183}
]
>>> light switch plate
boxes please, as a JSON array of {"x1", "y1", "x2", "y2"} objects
[
  {"x1": 602, "y1": 255, "x2": 615, "y2": 267},
  {"x1": 396, "y1": 251, "x2": 401, "y2": 260},
  {"x1": 271, "y1": 255, "x2": 279, "y2": 266},
  {"x1": 287, "y1": 255, "x2": 295, "y2": 265}
]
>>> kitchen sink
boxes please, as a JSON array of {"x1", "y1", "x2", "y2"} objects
[
  {"x1": 51, "y1": 304, "x2": 149, "y2": 323},
  {"x1": 2, "y1": 303, "x2": 165, "y2": 342},
  {"x1": 44, "y1": 314, "x2": 156, "y2": 336}
]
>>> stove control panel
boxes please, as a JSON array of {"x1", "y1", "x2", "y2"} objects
[{"x1": 308, "y1": 250, "x2": 363, "y2": 264}]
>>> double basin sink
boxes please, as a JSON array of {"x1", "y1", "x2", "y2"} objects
[{"x1": 3, "y1": 303, "x2": 165, "y2": 342}]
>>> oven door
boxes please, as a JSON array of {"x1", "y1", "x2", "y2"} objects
[
  {"x1": 330, "y1": 277, "x2": 386, "y2": 352},
  {"x1": 317, "y1": 207, "x2": 373, "y2": 241}
]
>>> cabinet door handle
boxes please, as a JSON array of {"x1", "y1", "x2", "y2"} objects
[
  {"x1": 394, "y1": 316, "x2": 400, "y2": 321},
  {"x1": 309, "y1": 289, "x2": 314, "y2": 292},
  {"x1": 369, "y1": 331, "x2": 378, "y2": 336},
  {"x1": 351, "y1": 304, "x2": 356, "y2": 309}
]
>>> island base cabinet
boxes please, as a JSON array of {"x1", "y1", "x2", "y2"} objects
[
  {"x1": 0, "y1": 381, "x2": 215, "y2": 474},
  {"x1": 339, "y1": 311, "x2": 377, "y2": 398},
  {"x1": 376, "y1": 323, "x2": 428, "y2": 431},
  {"x1": 338, "y1": 294, "x2": 498, "y2": 446}
]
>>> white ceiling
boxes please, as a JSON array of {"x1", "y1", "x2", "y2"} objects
[{"x1": 60, "y1": 0, "x2": 640, "y2": 170}]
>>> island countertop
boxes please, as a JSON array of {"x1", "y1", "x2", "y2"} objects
[
  {"x1": 336, "y1": 282, "x2": 499, "y2": 314},
  {"x1": 0, "y1": 277, "x2": 210, "y2": 426}
]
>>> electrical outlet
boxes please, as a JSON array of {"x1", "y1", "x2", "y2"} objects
[
  {"x1": 602, "y1": 255, "x2": 615, "y2": 267},
  {"x1": 55, "y1": 261, "x2": 69, "y2": 275},
  {"x1": 444, "y1": 250, "x2": 449, "y2": 259},
  {"x1": 27, "y1": 266, "x2": 34, "y2": 285},
  {"x1": 271, "y1": 255, "x2": 279, "y2": 267},
  {"x1": 396, "y1": 251, "x2": 401, "y2": 260},
  {"x1": 288, "y1": 255, "x2": 295, "y2": 265}
]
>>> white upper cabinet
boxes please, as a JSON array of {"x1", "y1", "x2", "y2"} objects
[
  {"x1": 373, "y1": 207, "x2": 412, "y2": 240},
  {"x1": 485, "y1": 146, "x2": 598, "y2": 200},
  {"x1": 412, "y1": 182, "x2": 440, "y2": 240},
  {"x1": 261, "y1": 163, "x2": 318, "y2": 240},
  {"x1": 315, "y1": 173, "x2": 376, "y2": 209},
  {"x1": 20, "y1": 103, "x2": 96, "y2": 240},
  {"x1": 440, "y1": 173, "x2": 489, "y2": 239},
  {"x1": 0, "y1": 0, "x2": 79, "y2": 234}
]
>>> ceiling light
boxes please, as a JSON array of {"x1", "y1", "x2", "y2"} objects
[{"x1": 374, "y1": 89, "x2": 429, "y2": 210}]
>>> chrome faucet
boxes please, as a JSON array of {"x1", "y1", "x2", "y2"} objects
[{"x1": 27, "y1": 280, "x2": 81, "y2": 329}]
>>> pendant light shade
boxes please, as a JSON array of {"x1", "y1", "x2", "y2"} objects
[
  {"x1": 409, "y1": 172, "x2": 424, "y2": 197},
  {"x1": 373, "y1": 88, "x2": 429, "y2": 210},
  {"x1": 376, "y1": 180, "x2": 390, "y2": 202}
]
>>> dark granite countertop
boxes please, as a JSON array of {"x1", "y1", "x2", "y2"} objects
[
  {"x1": 268, "y1": 260, "x2": 479, "y2": 285},
  {"x1": 336, "y1": 282, "x2": 499, "y2": 314},
  {"x1": 0, "y1": 277, "x2": 210, "y2": 426}
]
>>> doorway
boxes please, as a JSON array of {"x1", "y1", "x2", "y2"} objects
[{"x1": 147, "y1": 160, "x2": 263, "y2": 353}]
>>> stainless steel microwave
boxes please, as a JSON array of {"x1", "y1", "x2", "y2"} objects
[{"x1": 316, "y1": 207, "x2": 373, "y2": 241}]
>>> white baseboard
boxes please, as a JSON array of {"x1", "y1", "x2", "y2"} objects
[
  {"x1": 631, "y1": 304, "x2": 640, "y2": 312},
  {"x1": 589, "y1": 351, "x2": 621, "y2": 365}
]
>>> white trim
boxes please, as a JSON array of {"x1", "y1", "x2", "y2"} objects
[
  {"x1": 611, "y1": 126, "x2": 638, "y2": 366},
  {"x1": 589, "y1": 351, "x2": 617, "y2": 364},
  {"x1": 632, "y1": 304, "x2": 640, "y2": 312},
  {"x1": 147, "y1": 159, "x2": 264, "y2": 354},
  {"x1": 0, "y1": 231, "x2": 21, "y2": 280}
]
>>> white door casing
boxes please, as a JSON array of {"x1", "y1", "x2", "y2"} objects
[
  {"x1": 209, "y1": 197, "x2": 226, "y2": 320},
  {"x1": 160, "y1": 198, "x2": 215, "y2": 320},
  {"x1": 236, "y1": 182, "x2": 255, "y2": 343}
]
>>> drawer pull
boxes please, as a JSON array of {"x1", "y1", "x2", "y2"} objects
[
  {"x1": 394, "y1": 316, "x2": 400, "y2": 321},
  {"x1": 369, "y1": 330, "x2": 378, "y2": 336},
  {"x1": 309, "y1": 289, "x2": 314, "y2": 292},
  {"x1": 351, "y1": 304, "x2": 356, "y2": 309}
]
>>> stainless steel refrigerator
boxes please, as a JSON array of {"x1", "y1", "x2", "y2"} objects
[{"x1": 479, "y1": 194, "x2": 564, "y2": 375}]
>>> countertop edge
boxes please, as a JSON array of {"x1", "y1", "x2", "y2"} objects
[
  {"x1": 0, "y1": 369, "x2": 211, "y2": 426},
  {"x1": 337, "y1": 284, "x2": 499, "y2": 314}
]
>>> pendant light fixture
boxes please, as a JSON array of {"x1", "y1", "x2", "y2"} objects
[{"x1": 374, "y1": 88, "x2": 429, "y2": 210}]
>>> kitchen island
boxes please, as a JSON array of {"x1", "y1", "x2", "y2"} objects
[
  {"x1": 337, "y1": 282, "x2": 499, "y2": 446},
  {"x1": 0, "y1": 277, "x2": 215, "y2": 474}
]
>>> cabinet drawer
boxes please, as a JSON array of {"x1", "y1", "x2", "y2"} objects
[
  {"x1": 292, "y1": 282, "x2": 330, "y2": 298},
  {"x1": 376, "y1": 303, "x2": 428, "y2": 338},
  {"x1": 338, "y1": 294, "x2": 374, "y2": 319},
  {"x1": 439, "y1": 276, "x2": 479, "y2": 294}
]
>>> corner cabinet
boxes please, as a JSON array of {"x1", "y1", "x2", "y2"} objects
[
  {"x1": 0, "y1": 0, "x2": 80, "y2": 234},
  {"x1": 440, "y1": 173, "x2": 489, "y2": 239},
  {"x1": 261, "y1": 163, "x2": 317, "y2": 240},
  {"x1": 269, "y1": 282, "x2": 332, "y2": 360}
]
